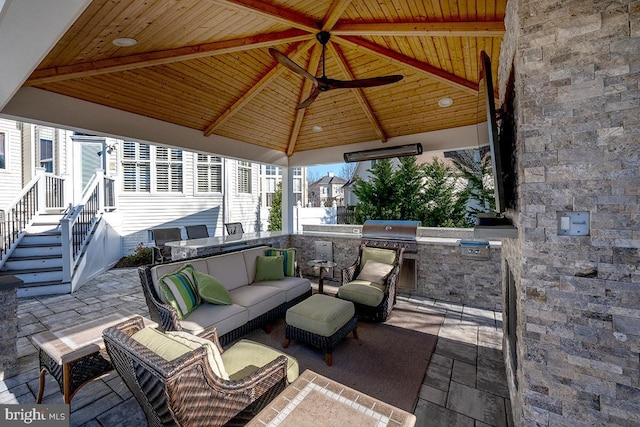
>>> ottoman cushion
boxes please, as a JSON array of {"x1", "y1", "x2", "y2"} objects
[{"x1": 286, "y1": 294, "x2": 354, "y2": 337}]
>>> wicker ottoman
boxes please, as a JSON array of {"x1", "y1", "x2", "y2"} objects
[{"x1": 283, "y1": 294, "x2": 358, "y2": 366}]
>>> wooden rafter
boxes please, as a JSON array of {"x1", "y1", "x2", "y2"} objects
[
  {"x1": 328, "y1": 43, "x2": 387, "y2": 143},
  {"x1": 215, "y1": 0, "x2": 320, "y2": 33},
  {"x1": 204, "y1": 39, "x2": 316, "y2": 136},
  {"x1": 332, "y1": 21, "x2": 505, "y2": 37},
  {"x1": 321, "y1": 0, "x2": 353, "y2": 31},
  {"x1": 26, "y1": 29, "x2": 312, "y2": 86},
  {"x1": 286, "y1": 44, "x2": 323, "y2": 156},
  {"x1": 334, "y1": 35, "x2": 478, "y2": 94}
]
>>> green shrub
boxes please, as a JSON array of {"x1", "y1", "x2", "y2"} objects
[{"x1": 114, "y1": 243, "x2": 153, "y2": 268}]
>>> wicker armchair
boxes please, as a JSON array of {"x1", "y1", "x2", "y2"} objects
[
  {"x1": 103, "y1": 316, "x2": 291, "y2": 427},
  {"x1": 337, "y1": 244, "x2": 404, "y2": 322}
]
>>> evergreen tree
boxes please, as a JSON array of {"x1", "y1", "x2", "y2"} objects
[
  {"x1": 267, "y1": 181, "x2": 282, "y2": 231},
  {"x1": 352, "y1": 159, "x2": 398, "y2": 223},
  {"x1": 394, "y1": 156, "x2": 426, "y2": 221},
  {"x1": 421, "y1": 157, "x2": 470, "y2": 227}
]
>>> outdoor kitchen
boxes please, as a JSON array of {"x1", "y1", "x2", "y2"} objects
[{"x1": 293, "y1": 222, "x2": 503, "y2": 311}]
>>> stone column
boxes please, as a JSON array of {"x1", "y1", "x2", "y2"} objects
[{"x1": 0, "y1": 275, "x2": 21, "y2": 380}]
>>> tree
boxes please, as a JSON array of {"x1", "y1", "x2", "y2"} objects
[
  {"x1": 352, "y1": 159, "x2": 398, "y2": 222},
  {"x1": 351, "y1": 156, "x2": 472, "y2": 227},
  {"x1": 421, "y1": 157, "x2": 470, "y2": 227},
  {"x1": 267, "y1": 181, "x2": 282, "y2": 231},
  {"x1": 449, "y1": 149, "x2": 496, "y2": 216},
  {"x1": 339, "y1": 162, "x2": 357, "y2": 180}
]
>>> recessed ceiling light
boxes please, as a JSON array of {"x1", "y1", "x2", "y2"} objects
[
  {"x1": 312, "y1": 125, "x2": 323, "y2": 132},
  {"x1": 438, "y1": 97, "x2": 454, "y2": 107},
  {"x1": 112, "y1": 37, "x2": 138, "y2": 47}
]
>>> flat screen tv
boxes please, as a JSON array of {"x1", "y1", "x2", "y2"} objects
[{"x1": 477, "y1": 51, "x2": 508, "y2": 214}]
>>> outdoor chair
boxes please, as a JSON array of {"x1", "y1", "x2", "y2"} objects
[
  {"x1": 225, "y1": 222, "x2": 244, "y2": 235},
  {"x1": 103, "y1": 316, "x2": 297, "y2": 427},
  {"x1": 336, "y1": 244, "x2": 405, "y2": 322},
  {"x1": 185, "y1": 224, "x2": 209, "y2": 239},
  {"x1": 150, "y1": 227, "x2": 182, "y2": 264}
]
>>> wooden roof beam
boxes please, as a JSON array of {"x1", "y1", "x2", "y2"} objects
[
  {"x1": 332, "y1": 21, "x2": 505, "y2": 37},
  {"x1": 215, "y1": 0, "x2": 320, "y2": 33},
  {"x1": 334, "y1": 36, "x2": 478, "y2": 94},
  {"x1": 321, "y1": 0, "x2": 353, "y2": 31},
  {"x1": 286, "y1": 44, "x2": 323, "y2": 156},
  {"x1": 204, "y1": 39, "x2": 316, "y2": 136},
  {"x1": 328, "y1": 43, "x2": 388, "y2": 143},
  {"x1": 26, "y1": 29, "x2": 312, "y2": 86}
]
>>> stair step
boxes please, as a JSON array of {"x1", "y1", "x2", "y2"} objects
[
  {"x1": 2, "y1": 257, "x2": 62, "y2": 270},
  {"x1": 18, "y1": 283, "x2": 71, "y2": 298},
  {"x1": 0, "y1": 267, "x2": 63, "y2": 283}
]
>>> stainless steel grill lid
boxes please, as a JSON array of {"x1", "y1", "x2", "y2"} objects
[{"x1": 361, "y1": 220, "x2": 420, "y2": 252}]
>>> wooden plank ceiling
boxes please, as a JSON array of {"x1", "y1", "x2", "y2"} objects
[{"x1": 25, "y1": 0, "x2": 506, "y2": 156}]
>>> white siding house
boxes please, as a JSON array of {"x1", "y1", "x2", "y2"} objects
[{"x1": 0, "y1": 119, "x2": 268, "y2": 258}]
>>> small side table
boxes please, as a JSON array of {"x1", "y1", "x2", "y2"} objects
[
  {"x1": 307, "y1": 260, "x2": 337, "y2": 294},
  {"x1": 31, "y1": 308, "x2": 156, "y2": 404}
]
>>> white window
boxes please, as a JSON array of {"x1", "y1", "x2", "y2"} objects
[
  {"x1": 237, "y1": 161, "x2": 252, "y2": 193},
  {"x1": 265, "y1": 165, "x2": 279, "y2": 176},
  {"x1": 122, "y1": 142, "x2": 151, "y2": 192},
  {"x1": 155, "y1": 147, "x2": 183, "y2": 192},
  {"x1": 39, "y1": 138, "x2": 53, "y2": 173},
  {"x1": 196, "y1": 154, "x2": 222, "y2": 193},
  {"x1": 293, "y1": 177, "x2": 302, "y2": 193},
  {"x1": 0, "y1": 133, "x2": 5, "y2": 170}
]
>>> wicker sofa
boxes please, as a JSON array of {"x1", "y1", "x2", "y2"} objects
[{"x1": 138, "y1": 245, "x2": 311, "y2": 345}]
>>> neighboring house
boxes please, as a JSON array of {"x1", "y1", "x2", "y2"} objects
[{"x1": 308, "y1": 172, "x2": 346, "y2": 207}]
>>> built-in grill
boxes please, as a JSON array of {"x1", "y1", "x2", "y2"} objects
[{"x1": 361, "y1": 220, "x2": 420, "y2": 253}]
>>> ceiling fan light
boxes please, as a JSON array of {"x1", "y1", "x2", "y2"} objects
[
  {"x1": 344, "y1": 143, "x2": 423, "y2": 163},
  {"x1": 113, "y1": 37, "x2": 138, "y2": 47},
  {"x1": 438, "y1": 97, "x2": 454, "y2": 107}
]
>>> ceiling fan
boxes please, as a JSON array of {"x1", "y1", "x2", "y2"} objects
[{"x1": 269, "y1": 31, "x2": 403, "y2": 109}]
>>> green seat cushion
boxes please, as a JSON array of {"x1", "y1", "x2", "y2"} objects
[
  {"x1": 221, "y1": 339, "x2": 299, "y2": 383},
  {"x1": 286, "y1": 294, "x2": 355, "y2": 337},
  {"x1": 166, "y1": 331, "x2": 229, "y2": 380},
  {"x1": 158, "y1": 264, "x2": 201, "y2": 319},
  {"x1": 337, "y1": 280, "x2": 386, "y2": 307},
  {"x1": 265, "y1": 248, "x2": 297, "y2": 276},
  {"x1": 361, "y1": 247, "x2": 396, "y2": 266},
  {"x1": 131, "y1": 327, "x2": 192, "y2": 361},
  {"x1": 254, "y1": 255, "x2": 285, "y2": 282},
  {"x1": 355, "y1": 260, "x2": 394, "y2": 285},
  {"x1": 194, "y1": 270, "x2": 232, "y2": 305}
]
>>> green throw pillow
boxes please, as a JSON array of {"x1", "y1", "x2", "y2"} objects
[
  {"x1": 265, "y1": 248, "x2": 297, "y2": 276},
  {"x1": 158, "y1": 264, "x2": 201, "y2": 320},
  {"x1": 254, "y1": 255, "x2": 285, "y2": 282},
  {"x1": 194, "y1": 270, "x2": 232, "y2": 305}
]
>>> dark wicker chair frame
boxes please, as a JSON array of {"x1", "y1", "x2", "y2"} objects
[
  {"x1": 138, "y1": 249, "x2": 311, "y2": 346},
  {"x1": 103, "y1": 316, "x2": 288, "y2": 427},
  {"x1": 150, "y1": 227, "x2": 182, "y2": 264},
  {"x1": 338, "y1": 244, "x2": 405, "y2": 323}
]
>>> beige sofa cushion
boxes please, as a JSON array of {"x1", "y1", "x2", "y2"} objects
[
  {"x1": 205, "y1": 252, "x2": 249, "y2": 290},
  {"x1": 178, "y1": 303, "x2": 248, "y2": 336},
  {"x1": 252, "y1": 276, "x2": 310, "y2": 302},
  {"x1": 229, "y1": 285, "x2": 286, "y2": 320}
]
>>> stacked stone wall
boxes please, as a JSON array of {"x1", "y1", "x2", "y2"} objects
[
  {"x1": 502, "y1": 0, "x2": 640, "y2": 425},
  {"x1": 291, "y1": 234, "x2": 502, "y2": 310}
]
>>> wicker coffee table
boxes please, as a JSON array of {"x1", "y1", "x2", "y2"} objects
[{"x1": 31, "y1": 308, "x2": 155, "y2": 404}]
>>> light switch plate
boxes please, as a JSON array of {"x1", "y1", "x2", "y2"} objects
[{"x1": 557, "y1": 211, "x2": 590, "y2": 236}]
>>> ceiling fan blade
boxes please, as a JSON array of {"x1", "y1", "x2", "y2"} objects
[
  {"x1": 269, "y1": 48, "x2": 318, "y2": 83},
  {"x1": 296, "y1": 87, "x2": 321, "y2": 109},
  {"x1": 328, "y1": 75, "x2": 404, "y2": 89}
]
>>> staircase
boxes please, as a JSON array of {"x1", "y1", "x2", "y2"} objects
[{"x1": 0, "y1": 211, "x2": 71, "y2": 297}]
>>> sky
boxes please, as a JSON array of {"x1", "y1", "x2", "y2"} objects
[{"x1": 307, "y1": 163, "x2": 344, "y2": 179}]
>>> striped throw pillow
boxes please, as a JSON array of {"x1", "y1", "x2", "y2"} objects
[
  {"x1": 265, "y1": 248, "x2": 297, "y2": 276},
  {"x1": 158, "y1": 264, "x2": 201, "y2": 319}
]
